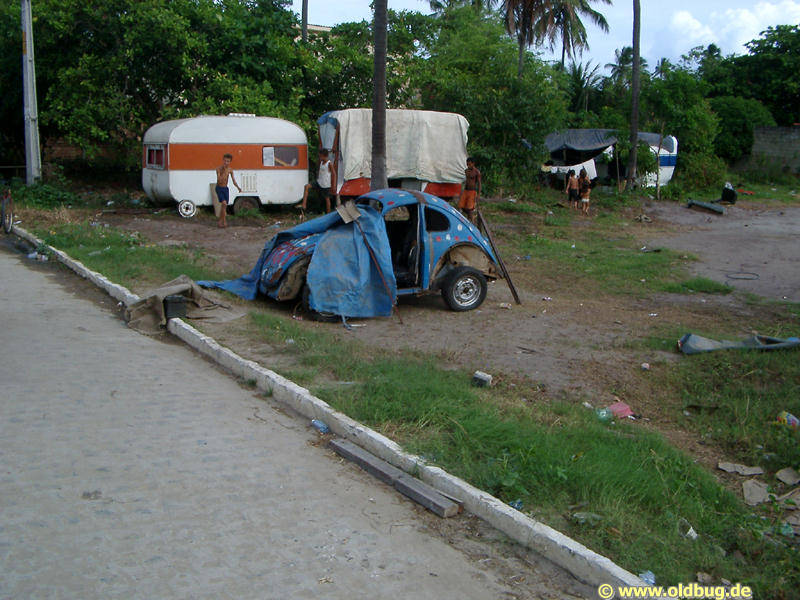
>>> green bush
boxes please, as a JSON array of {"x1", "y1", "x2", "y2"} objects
[
  {"x1": 11, "y1": 179, "x2": 81, "y2": 208},
  {"x1": 710, "y1": 96, "x2": 776, "y2": 163},
  {"x1": 668, "y1": 151, "x2": 727, "y2": 192}
]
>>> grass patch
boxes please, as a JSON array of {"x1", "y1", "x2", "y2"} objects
[
  {"x1": 34, "y1": 221, "x2": 234, "y2": 289},
  {"x1": 676, "y1": 342, "x2": 800, "y2": 468},
  {"x1": 661, "y1": 277, "x2": 733, "y2": 295},
  {"x1": 518, "y1": 233, "x2": 693, "y2": 295},
  {"x1": 246, "y1": 310, "x2": 797, "y2": 596}
]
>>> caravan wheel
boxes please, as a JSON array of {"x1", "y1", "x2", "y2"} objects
[
  {"x1": 233, "y1": 196, "x2": 259, "y2": 215},
  {"x1": 177, "y1": 200, "x2": 197, "y2": 218}
]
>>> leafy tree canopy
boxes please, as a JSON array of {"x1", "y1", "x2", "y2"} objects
[{"x1": 410, "y1": 6, "x2": 567, "y2": 185}]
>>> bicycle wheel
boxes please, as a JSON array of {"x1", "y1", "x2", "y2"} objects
[{"x1": 1, "y1": 192, "x2": 11, "y2": 234}]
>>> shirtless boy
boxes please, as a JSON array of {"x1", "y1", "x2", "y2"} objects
[
  {"x1": 565, "y1": 169, "x2": 579, "y2": 210},
  {"x1": 215, "y1": 153, "x2": 242, "y2": 228},
  {"x1": 458, "y1": 157, "x2": 481, "y2": 223},
  {"x1": 298, "y1": 149, "x2": 336, "y2": 214}
]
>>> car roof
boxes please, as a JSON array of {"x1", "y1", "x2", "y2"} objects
[
  {"x1": 357, "y1": 188, "x2": 497, "y2": 261},
  {"x1": 358, "y1": 188, "x2": 460, "y2": 218}
]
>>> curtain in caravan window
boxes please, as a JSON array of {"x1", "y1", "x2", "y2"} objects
[{"x1": 262, "y1": 146, "x2": 275, "y2": 167}]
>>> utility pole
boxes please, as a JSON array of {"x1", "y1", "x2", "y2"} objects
[
  {"x1": 301, "y1": 0, "x2": 308, "y2": 43},
  {"x1": 370, "y1": 0, "x2": 388, "y2": 190},
  {"x1": 627, "y1": 0, "x2": 641, "y2": 190},
  {"x1": 21, "y1": 0, "x2": 42, "y2": 185}
]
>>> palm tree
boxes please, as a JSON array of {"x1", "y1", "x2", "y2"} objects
[
  {"x1": 652, "y1": 57, "x2": 672, "y2": 80},
  {"x1": 627, "y1": 0, "x2": 641, "y2": 190},
  {"x1": 605, "y1": 46, "x2": 648, "y2": 88},
  {"x1": 371, "y1": 0, "x2": 388, "y2": 190},
  {"x1": 502, "y1": 0, "x2": 550, "y2": 77},
  {"x1": 567, "y1": 60, "x2": 601, "y2": 112},
  {"x1": 534, "y1": 0, "x2": 611, "y2": 68},
  {"x1": 429, "y1": 0, "x2": 495, "y2": 11}
]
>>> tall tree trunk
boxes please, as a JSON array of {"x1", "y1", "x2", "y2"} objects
[
  {"x1": 301, "y1": 0, "x2": 308, "y2": 43},
  {"x1": 371, "y1": 0, "x2": 388, "y2": 190},
  {"x1": 627, "y1": 0, "x2": 641, "y2": 190},
  {"x1": 517, "y1": 35, "x2": 525, "y2": 78}
]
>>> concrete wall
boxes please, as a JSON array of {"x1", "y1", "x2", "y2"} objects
[{"x1": 751, "y1": 126, "x2": 800, "y2": 172}]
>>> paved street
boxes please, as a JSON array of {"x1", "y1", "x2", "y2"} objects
[{"x1": 0, "y1": 243, "x2": 589, "y2": 600}]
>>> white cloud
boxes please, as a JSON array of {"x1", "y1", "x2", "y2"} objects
[
  {"x1": 670, "y1": 10, "x2": 716, "y2": 46},
  {"x1": 696, "y1": 1, "x2": 800, "y2": 54}
]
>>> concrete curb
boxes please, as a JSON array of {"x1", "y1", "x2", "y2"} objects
[{"x1": 13, "y1": 224, "x2": 647, "y2": 590}]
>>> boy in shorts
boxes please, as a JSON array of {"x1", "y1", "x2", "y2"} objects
[
  {"x1": 298, "y1": 149, "x2": 336, "y2": 214},
  {"x1": 215, "y1": 153, "x2": 242, "y2": 228},
  {"x1": 458, "y1": 157, "x2": 481, "y2": 223}
]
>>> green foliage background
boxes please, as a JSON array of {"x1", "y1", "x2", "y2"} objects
[{"x1": 1, "y1": 2, "x2": 798, "y2": 189}]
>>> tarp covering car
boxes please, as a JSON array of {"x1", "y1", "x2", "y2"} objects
[{"x1": 198, "y1": 206, "x2": 397, "y2": 318}]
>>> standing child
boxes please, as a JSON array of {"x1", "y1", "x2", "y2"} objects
[
  {"x1": 215, "y1": 153, "x2": 242, "y2": 228},
  {"x1": 458, "y1": 157, "x2": 481, "y2": 223},
  {"x1": 298, "y1": 149, "x2": 336, "y2": 214},
  {"x1": 578, "y1": 168, "x2": 591, "y2": 215},
  {"x1": 565, "y1": 169, "x2": 579, "y2": 210}
]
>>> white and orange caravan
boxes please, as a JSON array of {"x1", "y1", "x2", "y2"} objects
[{"x1": 142, "y1": 113, "x2": 308, "y2": 218}]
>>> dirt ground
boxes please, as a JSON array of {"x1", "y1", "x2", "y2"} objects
[
  {"x1": 97, "y1": 201, "x2": 798, "y2": 382},
  {"x1": 86, "y1": 199, "x2": 798, "y2": 471}
]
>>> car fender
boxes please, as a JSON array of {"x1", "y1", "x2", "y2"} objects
[{"x1": 430, "y1": 243, "x2": 499, "y2": 289}]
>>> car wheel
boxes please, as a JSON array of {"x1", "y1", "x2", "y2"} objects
[
  {"x1": 233, "y1": 196, "x2": 259, "y2": 215},
  {"x1": 177, "y1": 199, "x2": 197, "y2": 218},
  {"x1": 301, "y1": 284, "x2": 339, "y2": 322},
  {"x1": 442, "y1": 266, "x2": 487, "y2": 311}
]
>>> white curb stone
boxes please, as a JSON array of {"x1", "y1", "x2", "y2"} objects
[{"x1": 13, "y1": 224, "x2": 649, "y2": 591}]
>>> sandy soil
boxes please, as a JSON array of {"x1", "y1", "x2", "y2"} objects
[
  {"x1": 646, "y1": 202, "x2": 800, "y2": 302},
  {"x1": 99, "y1": 201, "x2": 798, "y2": 396}
]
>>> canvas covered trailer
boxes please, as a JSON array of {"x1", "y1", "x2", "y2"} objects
[
  {"x1": 142, "y1": 114, "x2": 308, "y2": 218},
  {"x1": 545, "y1": 128, "x2": 678, "y2": 187},
  {"x1": 317, "y1": 109, "x2": 469, "y2": 199}
]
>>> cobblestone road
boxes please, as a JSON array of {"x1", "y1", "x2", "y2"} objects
[{"x1": 0, "y1": 243, "x2": 590, "y2": 599}]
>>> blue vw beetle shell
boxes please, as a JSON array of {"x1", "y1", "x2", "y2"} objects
[
  {"x1": 198, "y1": 188, "x2": 500, "y2": 316},
  {"x1": 357, "y1": 188, "x2": 498, "y2": 293}
]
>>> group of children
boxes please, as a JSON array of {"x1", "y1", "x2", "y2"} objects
[
  {"x1": 211, "y1": 152, "x2": 489, "y2": 226},
  {"x1": 564, "y1": 168, "x2": 591, "y2": 215}
]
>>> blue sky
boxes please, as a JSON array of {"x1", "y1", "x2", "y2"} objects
[{"x1": 290, "y1": 0, "x2": 800, "y2": 72}]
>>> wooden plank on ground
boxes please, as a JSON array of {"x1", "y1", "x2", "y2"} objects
[
  {"x1": 329, "y1": 438, "x2": 404, "y2": 485},
  {"x1": 394, "y1": 474, "x2": 461, "y2": 518},
  {"x1": 476, "y1": 207, "x2": 521, "y2": 305},
  {"x1": 329, "y1": 438, "x2": 460, "y2": 518}
]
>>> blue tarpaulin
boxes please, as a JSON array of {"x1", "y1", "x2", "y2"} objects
[{"x1": 198, "y1": 206, "x2": 396, "y2": 318}]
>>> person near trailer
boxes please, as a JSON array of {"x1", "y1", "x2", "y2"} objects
[
  {"x1": 298, "y1": 149, "x2": 336, "y2": 214},
  {"x1": 565, "y1": 169, "x2": 579, "y2": 210},
  {"x1": 458, "y1": 157, "x2": 481, "y2": 223},
  {"x1": 578, "y1": 167, "x2": 591, "y2": 215},
  {"x1": 215, "y1": 153, "x2": 242, "y2": 228}
]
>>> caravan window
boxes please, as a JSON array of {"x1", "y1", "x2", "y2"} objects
[
  {"x1": 262, "y1": 145, "x2": 299, "y2": 168},
  {"x1": 145, "y1": 145, "x2": 165, "y2": 169}
]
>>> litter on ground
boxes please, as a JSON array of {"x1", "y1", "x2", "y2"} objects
[
  {"x1": 718, "y1": 462, "x2": 764, "y2": 476},
  {"x1": 678, "y1": 333, "x2": 800, "y2": 355},
  {"x1": 742, "y1": 479, "x2": 770, "y2": 506},
  {"x1": 776, "y1": 467, "x2": 800, "y2": 486}
]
